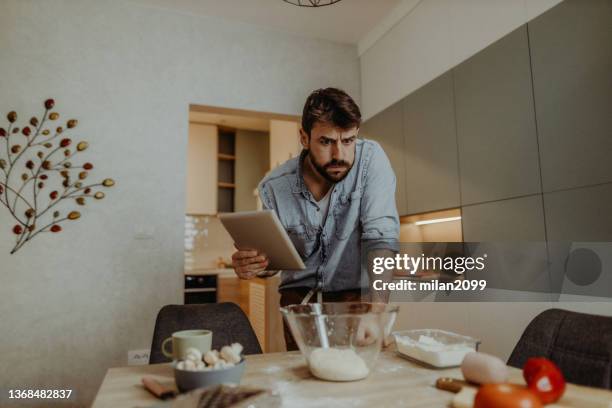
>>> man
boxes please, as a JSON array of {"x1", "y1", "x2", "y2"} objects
[{"x1": 231, "y1": 88, "x2": 399, "y2": 350}]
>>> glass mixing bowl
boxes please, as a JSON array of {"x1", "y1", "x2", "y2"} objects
[{"x1": 280, "y1": 302, "x2": 399, "y2": 381}]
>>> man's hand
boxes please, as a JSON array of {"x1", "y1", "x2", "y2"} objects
[
  {"x1": 231, "y1": 248, "x2": 269, "y2": 280},
  {"x1": 355, "y1": 315, "x2": 382, "y2": 347}
]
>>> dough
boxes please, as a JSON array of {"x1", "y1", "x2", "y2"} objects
[
  {"x1": 231, "y1": 343, "x2": 243, "y2": 356},
  {"x1": 308, "y1": 348, "x2": 370, "y2": 381},
  {"x1": 220, "y1": 345, "x2": 241, "y2": 364},
  {"x1": 204, "y1": 350, "x2": 220, "y2": 365},
  {"x1": 184, "y1": 347, "x2": 202, "y2": 362}
]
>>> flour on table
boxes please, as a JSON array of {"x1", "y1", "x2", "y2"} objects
[{"x1": 308, "y1": 348, "x2": 369, "y2": 381}]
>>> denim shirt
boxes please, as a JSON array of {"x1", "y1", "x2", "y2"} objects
[{"x1": 258, "y1": 139, "x2": 399, "y2": 292}]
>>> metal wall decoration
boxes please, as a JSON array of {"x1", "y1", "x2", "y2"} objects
[
  {"x1": 0, "y1": 99, "x2": 115, "y2": 254},
  {"x1": 282, "y1": 0, "x2": 342, "y2": 7}
]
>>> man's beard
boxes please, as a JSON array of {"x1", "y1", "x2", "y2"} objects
[{"x1": 307, "y1": 150, "x2": 353, "y2": 183}]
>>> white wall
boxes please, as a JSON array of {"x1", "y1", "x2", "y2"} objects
[
  {"x1": 360, "y1": 0, "x2": 563, "y2": 119},
  {"x1": 0, "y1": 1, "x2": 359, "y2": 406}
]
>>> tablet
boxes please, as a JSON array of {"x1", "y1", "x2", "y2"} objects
[{"x1": 219, "y1": 210, "x2": 306, "y2": 270}]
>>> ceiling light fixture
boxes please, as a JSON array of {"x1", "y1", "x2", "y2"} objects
[{"x1": 283, "y1": 0, "x2": 343, "y2": 7}]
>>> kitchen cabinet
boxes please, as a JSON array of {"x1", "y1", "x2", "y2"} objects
[
  {"x1": 461, "y1": 195, "x2": 550, "y2": 298},
  {"x1": 462, "y1": 195, "x2": 546, "y2": 242},
  {"x1": 528, "y1": 0, "x2": 612, "y2": 192},
  {"x1": 360, "y1": 102, "x2": 407, "y2": 215},
  {"x1": 186, "y1": 124, "x2": 271, "y2": 214},
  {"x1": 402, "y1": 71, "x2": 460, "y2": 215},
  {"x1": 186, "y1": 123, "x2": 218, "y2": 214},
  {"x1": 235, "y1": 129, "x2": 270, "y2": 212},
  {"x1": 544, "y1": 183, "x2": 612, "y2": 299},
  {"x1": 454, "y1": 25, "x2": 541, "y2": 205},
  {"x1": 248, "y1": 275, "x2": 284, "y2": 353},
  {"x1": 217, "y1": 274, "x2": 250, "y2": 315}
]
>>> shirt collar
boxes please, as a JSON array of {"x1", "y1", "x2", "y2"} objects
[{"x1": 292, "y1": 149, "x2": 310, "y2": 195}]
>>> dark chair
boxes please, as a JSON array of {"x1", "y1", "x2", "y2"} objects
[
  {"x1": 508, "y1": 308, "x2": 612, "y2": 389},
  {"x1": 149, "y1": 303, "x2": 262, "y2": 364}
]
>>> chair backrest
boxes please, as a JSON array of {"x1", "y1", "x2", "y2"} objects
[
  {"x1": 149, "y1": 303, "x2": 262, "y2": 364},
  {"x1": 508, "y1": 308, "x2": 612, "y2": 389}
]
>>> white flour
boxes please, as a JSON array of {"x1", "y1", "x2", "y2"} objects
[{"x1": 396, "y1": 334, "x2": 474, "y2": 367}]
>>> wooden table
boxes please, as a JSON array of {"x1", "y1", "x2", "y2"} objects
[{"x1": 92, "y1": 350, "x2": 612, "y2": 408}]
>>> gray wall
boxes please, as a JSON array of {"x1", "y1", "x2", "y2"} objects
[
  {"x1": 0, "y1": 1, "x2": 359, "y2": 406},
  {"x1": 235, "y1": 130, "x2": 270, "y2": 212}
]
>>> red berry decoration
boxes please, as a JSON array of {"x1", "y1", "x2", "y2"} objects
[
  {"x1": 523, "y1": 358, "x2": 566, "y2": 404},
  {"x1": 1, "y1": 98, "x2": 114, "y2": 254}
]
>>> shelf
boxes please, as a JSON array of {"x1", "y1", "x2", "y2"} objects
[
  {"x1": 218, "y1": 182, "x2": 236, "y2": 189},
  {"x1": 218, "y1": 153, "x2": 236, "y2": 160}
]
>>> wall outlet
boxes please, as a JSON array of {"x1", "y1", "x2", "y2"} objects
[{"x1": 128, "y1": 349, "x2": 150, "y2": 366}]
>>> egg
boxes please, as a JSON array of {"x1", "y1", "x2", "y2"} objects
[{"x1": 461, "y1": 352, "x2": 509, "y2": 385}]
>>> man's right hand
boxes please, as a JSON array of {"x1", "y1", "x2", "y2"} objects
[{"x1": 231, "y1": 248, "x2": 269, "y2": 280}]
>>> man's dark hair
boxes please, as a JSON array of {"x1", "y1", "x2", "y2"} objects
[{"x1": 301, "y1": 88, "x2": 361, "y2": 137}]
